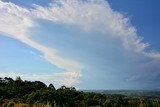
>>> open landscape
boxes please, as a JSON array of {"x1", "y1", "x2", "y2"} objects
[
  {"x1": 0, "y1": 77, "x2": 160, "y2": 107},
  {"x1": 0, "y1": 0, "x2": 160, "y2": 107}
]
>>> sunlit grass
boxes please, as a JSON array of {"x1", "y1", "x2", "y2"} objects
[{"x1": 1, "y1": 101, "x2": 52, "y2": 107}]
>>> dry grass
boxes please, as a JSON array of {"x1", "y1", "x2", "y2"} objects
[
  {"x1": 1, "y1": 102, "x2": 52, "y2": 107},
  {"x1": 32, "y1": 102, "x2": 51, "y2": 107}
]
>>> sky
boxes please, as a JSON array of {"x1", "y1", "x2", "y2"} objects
[{"x1": 0, "y1": 0, "x2": 160, "y2": 90}]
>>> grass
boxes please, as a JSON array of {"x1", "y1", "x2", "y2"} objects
[{"x1": 0, "y1": 101, "x2": 52, "y2": 107}]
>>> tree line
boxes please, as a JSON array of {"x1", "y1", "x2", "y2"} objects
[{"x1": 0, "y1": 77, "x2": 160, "y2": 107}]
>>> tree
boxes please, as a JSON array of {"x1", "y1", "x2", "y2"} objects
[
  {"x1": 15, "y1": 76, "x2": 22, "y2": 81},
  {"x1": 48, "y1": 84, "x2": 56, "y2": 90}
]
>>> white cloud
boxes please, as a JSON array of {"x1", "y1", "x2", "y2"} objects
[
  {"x1": 0, "y1": 0, "x2": 82, "y2": 86},
  {"x1": 32, "y1": 0, "x2": 156, "y2": 56},
  {"x1": 0, "y1": 71, "x2": 81, "y2": 87},
  {"x1": 144, "y1": 51, "x2": 160, "y2": 59}
]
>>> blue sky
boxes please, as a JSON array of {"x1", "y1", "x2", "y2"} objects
[
  {"x1": 108, "y1": 0, "x2": 160, "y2": 50},
  {"x1": 0, "y1": 0, "x2": 160, "y2": 90}
]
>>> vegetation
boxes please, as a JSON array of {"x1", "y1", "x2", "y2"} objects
[{"x1": 0, "y1": 77, "x2": 160, "y2": 107}]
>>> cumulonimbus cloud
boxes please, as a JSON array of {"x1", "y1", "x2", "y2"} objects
[{"x1": 0, "y1": 0, "x2": 160, "y2": 87}]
